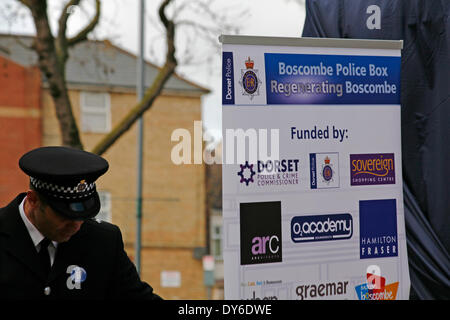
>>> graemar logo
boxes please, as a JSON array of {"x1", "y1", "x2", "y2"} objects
[
  {"x1": 240, "y1": 201, "x2": 282, "y2": 265},
  {"x1": 355, "y1": 265, "x2": 399, "y2": 300},
  {"x1": 296, "y1": 280, "x2": 350, "y2": 300}
]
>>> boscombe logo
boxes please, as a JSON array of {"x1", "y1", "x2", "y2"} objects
[
  {"x1": 239, "y1": 57, "x2": 261, "y2": 100},
  {"x1": 350, "y1": 153, "x2": 395, "y2": 186},
  {"x1": 359, "y1": 199, "x2": 398, "y2": 259},
  {"x1": 355, "y1": 265, "x2": 399, "y2": 300},
  {"x1": 291, "y1": 213, "x2": 352, "y2": 243},
  {"x1": 240, "y1": 201, "x2": 282, "y2": 265}
]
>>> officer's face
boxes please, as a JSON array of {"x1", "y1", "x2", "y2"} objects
[
  {"x1": 36, "y1": 202, "x2": 84, "y2": 243},
  {"x1": 27, "y1": 191, "x2": 84, "y2": 242}
]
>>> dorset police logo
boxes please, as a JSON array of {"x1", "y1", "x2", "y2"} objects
[
  {"x1": 239, "y1": 57, "x2": 261, "y2": 100},
  {"x1": 321, "y1": 156, "x2": 334, "y2": 183},
  {"x1": 310, "y1": 153, "x2": 340, "y2": 189}
]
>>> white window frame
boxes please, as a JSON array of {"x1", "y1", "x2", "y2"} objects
[
  {"x1": 97, "y1": 190, "x2": 111, "y2": 223},
  {"x1": 211, "y1": 220, "x2": 223, "y2": 261},
  {"x1": 80, "y1": 91, "x2": 111, "y2": 133}
]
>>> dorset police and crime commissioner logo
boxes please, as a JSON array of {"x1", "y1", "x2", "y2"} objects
[{"x1": 239, "y1": 57, "x2": 261, "y2": 99}]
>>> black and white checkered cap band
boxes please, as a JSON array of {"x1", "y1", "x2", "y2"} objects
[{"x1": 30, "y1": 176, "x2": 96, "y2": 200}]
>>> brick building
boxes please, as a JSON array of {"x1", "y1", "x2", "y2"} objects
[
  {"x1": 0, "y1": 52, "x2": 41, "y2": 205},
  {"x1": 0, "y1": 34, "x2": 210, "y2": 299}
]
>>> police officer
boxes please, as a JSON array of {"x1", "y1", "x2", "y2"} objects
[{"x1": 0, "y1": 146, "x2": 162, "y2": 299}]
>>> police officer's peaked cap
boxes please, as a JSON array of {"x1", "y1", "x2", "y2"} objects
[{"x1": 19, "y1": 146, "x2": 109, "y2": 220}]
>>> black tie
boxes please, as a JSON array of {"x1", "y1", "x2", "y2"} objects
[{"x1": 38, "y1": 238, "x2": 51, "y2": 276}]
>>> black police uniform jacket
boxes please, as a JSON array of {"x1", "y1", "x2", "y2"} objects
[{"x1": 0, "y1": 193, "x2": 161, "y2": 299}]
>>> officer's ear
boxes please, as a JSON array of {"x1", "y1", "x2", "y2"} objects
[{"x1": 26, "y1": 190, "x2": 43, "y2": 211}]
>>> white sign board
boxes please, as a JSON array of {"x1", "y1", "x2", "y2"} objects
[
  {"x1": 220, "y1": 35, "x2": 410, "y2": 300},
  {"x1": 160, "y1": 270, "x2": 181, "y2": 288}
]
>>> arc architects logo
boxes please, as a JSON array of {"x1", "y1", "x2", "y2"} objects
[{"x1": 240, "y1": 201, "x2": 282, "y2": 265}]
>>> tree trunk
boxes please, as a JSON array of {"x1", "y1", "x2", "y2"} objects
[{"x1": 23, "y1": 0, "x2": 85, "y2": 149}]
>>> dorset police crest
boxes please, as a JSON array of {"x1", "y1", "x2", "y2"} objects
[
  {"x1": 321, "y1": 156, "x2": 334, "y2": 184},
  {"x1": 239, "y1": 57, "x2": 261, "y2": 100},
  {"x1": 310, "y1": 153, "x2": 340, "y2": 189}
]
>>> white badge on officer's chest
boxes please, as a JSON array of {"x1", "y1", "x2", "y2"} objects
[{"x1": 66, "y1": 265, "x2": 87, "y2": 290}]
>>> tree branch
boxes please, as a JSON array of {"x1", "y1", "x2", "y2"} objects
[
  {"x1": 58, "y1": 0, "x2": 81, "y2": 44},
  {"x1": 19, "y1": 0, "x2": 84, "y2": 149},
  {"x1": 55, "y1": 0, "x2": 81, "y2": 68},
  {"x1": 90, "y1": 62, "x2": 176, "y2": 156},
  {"x1": 18, "y1": 0, "x2": 31, "y2": 8},
  {"x1": 91, "y1": 0, "x2": 177, "y2": 156},
  {"x1": 67, "y1": 0, "x2": 100, "y2": 47},
  {"x1": 159, "y1": 0, "x2": 176, "y2": 64}
]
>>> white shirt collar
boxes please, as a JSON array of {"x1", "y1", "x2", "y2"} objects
[{"x1": 19, "y1": 196, "x2": 58, "y2": 250}]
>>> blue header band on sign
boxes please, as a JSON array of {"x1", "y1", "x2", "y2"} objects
[
  {"x1": 222, "y1": 52, "x2": 235, "y2": 105},
  {"x1": 264, "y1": 53, "x2": 401, "y2": 105}
]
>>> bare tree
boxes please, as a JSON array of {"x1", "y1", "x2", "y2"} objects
[
  {"x1": 91, "y1": 0, "x2": 177, "y2": 155},
  {"x1": 91, "y1": 0, "x2": 245, "y2": 155},
  {"x1": 18, "y1": 0, "x2": 101, "y2": 150},
  {"x1": 13, "y1": 0, "x2": 243, "y2": 155}
]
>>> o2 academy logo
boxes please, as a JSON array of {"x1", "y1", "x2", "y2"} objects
[
  {"x1": 291, "y1": 213, "x2": 353, "y2": 243},
  {"x1": 239, "y1": 57, "x2": 261, "y2": 100},
  {"x1": 240, "y1": 201, "x2": 282, "y2": 265}
]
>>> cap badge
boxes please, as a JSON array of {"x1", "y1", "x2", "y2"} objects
[{"x1": 76, "y1": 180, "x2": 87, "y2": 193}]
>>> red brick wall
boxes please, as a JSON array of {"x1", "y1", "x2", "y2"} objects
[{"x1": 0, "y1": 55, "x2": 42, "y2": 206}]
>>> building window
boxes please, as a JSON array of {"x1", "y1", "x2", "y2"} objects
[
  {"x1": 80, "y1": 91, "x2": 111, "y2": 133},
  {"x1": 97, "y1": 191, "x2": 111, "y2": 222},
  {"x1": 211, "y1": 224, "x2": 222, "y2": 261}
]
